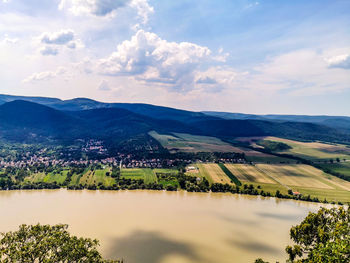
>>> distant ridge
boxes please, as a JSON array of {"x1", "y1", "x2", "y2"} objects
[{"x1": 0, "y1": 95, "x2": 349, "y2": 146}]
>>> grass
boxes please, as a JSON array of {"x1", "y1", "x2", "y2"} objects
[
  {"x1": 25, "y1": 172, "x2": 46, "y2": 183},
  {"x1": 318, "y1": 162, "x2": 350, "y2": 179},
  {"x1": 256, "y1": 164, "x2": 334, "y2": 189},
  {"x1": 218, "y1": 163, "x2": 241, "y2": 186},
  {"x1": 197, "y1": 162, "x2": 350, "y2": 202},
  {"x1": 225, "y1": 164, "x2": 276, "y2": 184},
  {"x1": 198, "y1": 163, "x2": 233, "y2": 185},
  {"x1": 197, "y1": 163, "x2": 214, "y2": 184},
  {"x1": 15, "y1": 162, "x2": 350, "y2": 203},
  {"x1": 93, "y1": 168, "x2": 116, "y2": 187},
  {"x1": 42, "y1": 171, "x2": 68, "y2": 184},
  {"x1": 121, "y1": 168, "x2": 158, "y2": 184},
  {"x1": 121, "y1": 168, "x2": 177, "y2": 184},
  {"x1": 69, "y1": 173, "x2": 82, "y2": 186},
  {"x1": 149, "y1": 131, "x2": 244, "y2": 153},
  {"x1": 75, "y1": 168, "x2": 116, "y2": 187},
  {"x1": 263, "y1": 137, "x2": 350, "y2": 161}
]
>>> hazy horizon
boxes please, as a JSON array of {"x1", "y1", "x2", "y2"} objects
[
  {"x1": 1, "y1": 0, "x2": 349, "y2": 115},
  {"x1": 2, "y1": 92, "x2": 350, "y2": 117}
]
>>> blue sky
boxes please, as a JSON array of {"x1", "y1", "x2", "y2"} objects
[{"x1": 0, "y1": 0, "x2": 349, "y2": 115}]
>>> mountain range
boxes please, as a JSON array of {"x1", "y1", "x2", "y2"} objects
[{"x1": 0, "y1": 94, "x2": 349, "y2": 146}]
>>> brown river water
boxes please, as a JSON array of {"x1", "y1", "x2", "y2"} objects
[{"x1": 0, "y1": 190, "x2": 325, "y2": 263}]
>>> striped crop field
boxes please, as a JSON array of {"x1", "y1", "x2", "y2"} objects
[
  {"x1": 196, "y1": 162, "x2": 350, "y2": 202},
  {"x1": 197, "y1": 163, "x2": 234, "y2": 185},
  {"x1": 225, "y1": 164, "x2": 276, "y2": 184}
]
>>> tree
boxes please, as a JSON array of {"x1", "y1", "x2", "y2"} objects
[
  {"x1": 0, "y1": 224, "x2": 121, "y2": 263},
  {"x1": 255, "y1": 206, "x2": 350, "y2": 263},
  {"x1": 286, "y1": 206, "x2": 349, "y2": 263}
]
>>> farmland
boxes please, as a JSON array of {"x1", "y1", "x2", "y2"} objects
[
  {"x1": 149, "y1": 131, "x2": 243, "y2": 153},
  {"x1": 318, "y1": 162, "x2": 350, "y2": 181},
  {"x1": 3, "y1": 161, "x2": 349, "y2": 203},
  {"x1": 121, "y1": 168, "x2": 158, "y2": 184},
  {"x1": 25, "y1": 170, "x2": 68, "y2": 184},
  {"x1": 150, "y1": 131, "x2": 294, "y2": 163},
  {"x1": 258, "y1": 136, "x2": 350, "y2": 161},
  {"x1": 196, "y1": 163, "x2": 233, "y2": 185},
  {"x1": 193, "y1": 163, "x2": 350, "y2": 203}
]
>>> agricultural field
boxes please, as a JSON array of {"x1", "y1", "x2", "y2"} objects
[
  {"x1": 259, "y1": 136, "x2": 350, "y2": 161},
  {"x1": 194, "y1": 163, "x2": 350, "y2": 202},
  {"x1": 318, "y1": 162, "x2": 350, "y2": 180},
  {"x1": 121, "y1": 168, "x2": 158, "y2": 184},
  {"x1": 225, "y1": 164, "x2": 276, "y2": 184},
  {"x1": 197, "y1": 163, "x2": 234, "y2": 185},
  {"x1": 72, "y1": 167, "x2": 116, "y2": 187},
  {"x1": 150, "y1": 131, "x2": 293, "y2": 164},
  {"x1": 121, "y1": 168, "x2": 184, "y2": 188},
  {"x1": 149, "y1": 131, "x2": 248, "y2": 153},
  {"x1": 25, "y1": 170, "x2": 68, "y2": 184},
  {"x1": 226, "y1": 163, "x2": 350, "y2": 202}
]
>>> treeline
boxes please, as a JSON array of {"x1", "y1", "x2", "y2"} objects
[{"x1": 1, "y1": 166, "x2": 346, "y2": 205}]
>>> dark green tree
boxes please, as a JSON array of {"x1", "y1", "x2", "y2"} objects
[
  {"x1": 0, "y1": 224, "x2": 121, "y2": 263},
  {"x1": 255, "y1": 206, "x2": 349, "y2": 263},
  {"x1": 286, "y1": 206, "x2": 349, "y2": 263}
]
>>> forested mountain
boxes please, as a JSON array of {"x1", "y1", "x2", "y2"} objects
[
  {"x1": 0, "y1": 97, "x2": 349, "y2": 146},
  {"x1": 203, "y1": 111, "x2": 350, "y2": 132},
  {"x1": 1, "y1": 94, "x2": 349, "y2": 131}
]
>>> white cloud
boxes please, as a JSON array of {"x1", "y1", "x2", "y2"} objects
[
  {"x1": 195, "y1": 66, "x2": 238, "y2": 88},
  {"x1": 40, "y1": 29, "x2": 74, "y2": 45},
  {"x1": 59, "y1": 0, "x2": 129, "y2": 17},
  {"x1": 40, "y1": 46, "x2": 59, "y2": 56},
  {"x1": 98, "y1": 79, "x2": 110, "y2": 91},
  {"x1": 326, "y1": 53, "x2": 350, "y2": 69},
  {"x1": 59, "y1": 0, "x2": 153, "y2": 23},
  {"x1": 22, "y1": 67, "x2": 68, "y2": 83},
  {"x1": 1, "y1": 35, "x2": 18, "y2": 44},
  {"x1": 37, "y1": 29, "x2": 83, "y2": 56},
  {"x1": 129, "y1": 0, "x2": 153, "y2": 24},
  {"x1": 98, "y1": 30, "x2": 216, "y2": 90}
]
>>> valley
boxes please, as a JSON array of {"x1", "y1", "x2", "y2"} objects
[{"x1": 0, "y1": 95, "x2": 349, "y2": 205}]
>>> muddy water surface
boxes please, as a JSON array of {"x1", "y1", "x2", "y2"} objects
[{"x1": 0, "y1": 190, "x2": 324, "y2": 263}]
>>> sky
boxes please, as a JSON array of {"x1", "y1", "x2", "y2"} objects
[{"x1": 0, "y1": 0, "x2": 350, "y2": 115}]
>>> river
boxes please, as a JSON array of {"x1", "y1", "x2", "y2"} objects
[{"x1": 0, "y1": 190, "x2": 325, "y2": 263}]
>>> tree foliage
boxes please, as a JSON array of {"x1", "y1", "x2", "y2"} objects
[
  {"x1": 0, "y1": 224, "x2": 121, "y2": 263},
  {"x1": 286, "y1": 206, "x2": 349, "y2": 263},
  {"x1": 256, "y1": 206, "x2": 349, "y2": 263}
]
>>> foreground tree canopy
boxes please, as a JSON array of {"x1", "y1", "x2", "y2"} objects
[
  {"x1": 0, "y1": 224, "x2": 121, "y2": 263},
  {"x1": 256, "y1": 206, "x2": 350, "y2": 263}
]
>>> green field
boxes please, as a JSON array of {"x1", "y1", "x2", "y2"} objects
[
  {"x1": 69, "y1": 173, "x2": 83, "y2": 186},
  {"x1": 9, "y1": 161, "x2": 350, "y2": 203},
  {"x1": 149, "y1": 131, "x2": 246, "y2": 153},
  {"x1": 261, "y1": 137, "x2": 350, "y2": 161},
  {"x1": 121, "y1": 168, "x2": 180, "y2": 187},
  {"x1": 42, "y1": 171, "x2": 68, "y2": 184},
  {"x1": 319, "y1": 162, "x2": 350, "y2": 176},
  {"x1": 79, "y1": 168, "x2": 116, "y2": 187},
  {"x1": 121, "y1": 168, "x2": 158, "y2": 184},
  {"x1": 25, "y1": 170, "x2": 68, "y2": 184}
]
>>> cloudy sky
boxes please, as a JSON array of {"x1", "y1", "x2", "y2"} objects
[{"x1": 0, "y1": 0, "x2": 349, "y2": 115}]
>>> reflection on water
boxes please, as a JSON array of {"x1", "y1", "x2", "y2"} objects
[
  {"x1": 0, "y1": 190, "x2": 324, "y2": 263},
  {"x1": 227, "y1": 238, "x2": 280, "y2": 254},
  {"x1": 106, "y1": 230, "x2": 204, "y2": 263}
]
